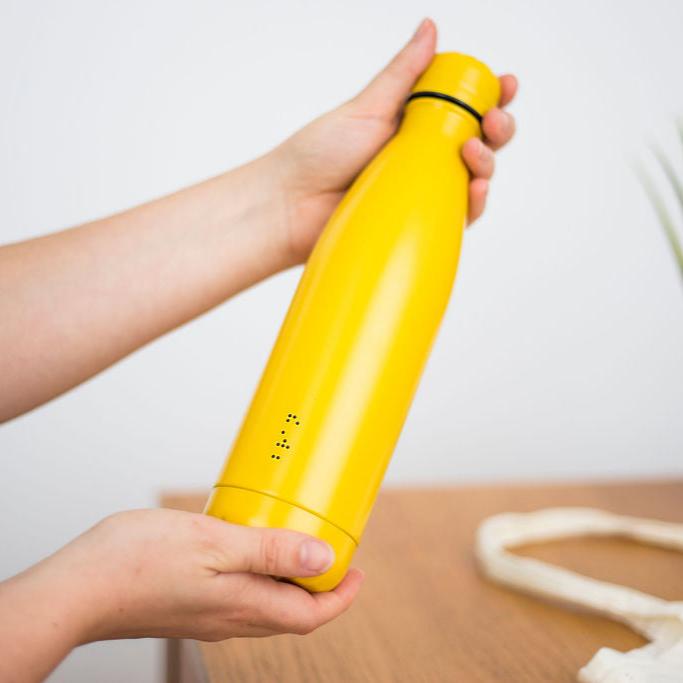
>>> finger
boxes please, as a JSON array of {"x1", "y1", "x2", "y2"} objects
[
  {"x1": 462, "y1": 138, "x2": 495, "y2": 180},
  {"x1": 352, "y1": 18, "x2": 437, "y2": 120},
  {"x1": 498, "y1": 74, "x2": 518, "y2": 107},
  {"x1": 206, "y1": 520, "x2": 335, "y2": 578},
  {"x1": 467, "y1": 178, "x2": 489, "y2": 225},
  {"x1": 308, "y1": 568, "x2": 365, "y2": 626},
  {"x1": 246, "y1": 568, "x2": 365, "y2": 636},
  {"x1": 482, "y1": 108, "x2": 516, "y2": 151}
]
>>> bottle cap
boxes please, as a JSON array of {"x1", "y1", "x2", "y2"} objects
[{"x1": 409, "y1": 52, "x2": 501, "y2": 122}]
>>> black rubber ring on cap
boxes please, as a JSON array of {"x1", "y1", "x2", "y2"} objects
[{"x1": 406, "y1": 91, "x2": 483, "y2": 125}]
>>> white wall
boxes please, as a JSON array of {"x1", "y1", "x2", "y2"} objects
[{"x1": 1, "y1": 1, "x2": 682, "y2": 680}]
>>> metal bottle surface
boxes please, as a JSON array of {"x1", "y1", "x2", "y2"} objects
[{"x1": 205, "y1": 53, "x2": 501, "y2": 591}]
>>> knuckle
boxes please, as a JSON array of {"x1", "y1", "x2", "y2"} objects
[
  {"x1": 203, "y1": 632, "x2": 225, "y2": 643},
  {"x1": 96, "y1": 510, "x2": 128, "y2": 534},
  {"x1": 96, "y1": 513, "x2": 120, "y2": 531},
  {"x1": 267, "y1": 602, "x2": 319, "y2": 636},
  {"x1": 291, "y1": 614, "x2": 317, "y2": 636},
  {"x1": 259, "y1": 531, "x2": 283, "y2": 575},
  {"x1": 503, "y1": 113, "x2": 516, "y2": 137},
  {"x1": 191, "y1": 515, "x2": 221, "y2": 552}
]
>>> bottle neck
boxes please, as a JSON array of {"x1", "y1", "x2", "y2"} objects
[
  {"x1": 407, "y1": 91, "x2": 483, "y2": 125},
  {"x1": 400, "y1": 97, "x2": 482, "y2": 145}
]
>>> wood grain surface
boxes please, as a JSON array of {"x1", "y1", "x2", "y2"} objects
[{"x1": 161, "y1": 480, "x2": 683, "y2": 682}]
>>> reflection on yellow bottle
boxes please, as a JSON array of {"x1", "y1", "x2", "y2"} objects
[{"x1": 205, "y1": 53, "x2": 501, "y2": 591}]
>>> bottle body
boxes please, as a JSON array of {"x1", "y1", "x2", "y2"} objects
[{"x1": 206, "y1": 54, "x2": 498, "y2": 591}]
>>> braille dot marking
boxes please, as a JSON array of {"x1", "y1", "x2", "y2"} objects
[
  {"x1": 276, "y1": 455, "x2": 280, "y2": 459},
  {"x1": 295, "y1": 421, "x2": 300, "y2": 425},
  {"x1": 281, "y1": 430, "x2": 285, "y2": 434},
  {"x1": 286, "y1": 445, "x2": 290, "y2": 449}
]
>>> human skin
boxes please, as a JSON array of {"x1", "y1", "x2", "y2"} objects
[
  {"x1": 0, "y1": 18, "x2": 517, "y2": 682},
  {"x1": 0, "y1": 510, "x2": 361, "y2": 682},
  {"x1": 0, "y1": 18, "x2": 516, "y2": 423}
]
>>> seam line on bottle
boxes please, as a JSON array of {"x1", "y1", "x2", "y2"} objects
[
  {"x1": 407, "y1": 90, "x2": 483, "y2": 125},
  {"x1": 212, "y1": 484, "x2": 359, "y2": 545}
]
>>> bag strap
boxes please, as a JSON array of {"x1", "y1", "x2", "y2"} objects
[{"x1": 476, "y1": 507, "x2": 683, "y2": 641}]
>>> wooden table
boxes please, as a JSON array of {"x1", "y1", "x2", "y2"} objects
[{"x1": 161, "y1": 480, "x2": 683, "y2": 682}]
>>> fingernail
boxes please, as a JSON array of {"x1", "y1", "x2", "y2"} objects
[
  {"x1": 300, "y1": 540, "x2": 334, "y2": 573},
  {"x1": 412, "y1": 18, "x2": 430, "y2": 41}
]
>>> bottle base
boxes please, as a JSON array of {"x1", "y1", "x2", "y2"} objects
[{"x1": 204, "y1": 485, "x2": 357, "y2": 592}]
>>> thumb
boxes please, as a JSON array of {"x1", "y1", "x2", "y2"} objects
[
  {"x1": 208, "y1": 520, "x2": 336, "y2": 578},
  {"x1": 352, "y1": 18, "x2": 437, "y2": 120}
]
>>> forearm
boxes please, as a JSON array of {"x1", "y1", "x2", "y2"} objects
[
  {"x1": 0, "y1": 567, "x2": 92, "y2": 682},
  {"x1": 0, "y1": 153, "x2": 292, "y2": 421}
]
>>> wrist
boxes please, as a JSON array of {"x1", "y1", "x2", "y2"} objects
[
  {"x1": 216, "y1": 150, "x2": 301, "y2": 274},
  {"x1": 29, "y1": 558, "x2": 103, "y2": 647},
  {"x1": 252, "y1": 144, "x2": 318, "y2": 269},
  {"x1": 0, "y1": 563, "x2": 95, "y2": 681}
]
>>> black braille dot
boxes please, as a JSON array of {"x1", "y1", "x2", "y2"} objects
[
  {"x1": 281, "y1": 430, "x2": 285, "y2": 434},
  {"x1": 276, "y1": 442, "x2": 281, "y2": 446},
  {"x1": 286, "y1": 445, "x2": 290, "y2": 449},
  {"x1": 286, "y1": 419, "x2": 290, "y2": 422},
  {"x1": 295, "y1": 421, "x2": 300, "y2": 425},
  {"x1": 276, "y1": 455, "x2": 280, "y2": 459},
  {"x1": 271, "y1": 454, "x2": 275, "y2": 459},
  {"x1": 288, "y1": 414, "x2": 292, "y2": 417}
]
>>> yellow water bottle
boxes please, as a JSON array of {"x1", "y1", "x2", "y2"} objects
[{"x1": 205, "y1": 53, "x2": 501, "y2": 591}]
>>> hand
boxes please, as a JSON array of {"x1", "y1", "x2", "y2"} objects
[
  {"x1": 60, "y1": 509, "x2": 362, "y2": 641},
  {"x1": 271, "y1": 18, "x2": 518, "y2": 265},
  {"x1": 0, "y1": 18, "x2": 517, "y2": 424},
  {"x1": 0, "y1": 508, "x2": 364, "y2": 683}
]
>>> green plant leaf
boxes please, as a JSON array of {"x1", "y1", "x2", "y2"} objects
[
  {"x1": 636, "y1": 162, "x2": 683, "y2": 285},
  {"x1": 654, "y1": 146, "x2": 683, "y2": 218}
]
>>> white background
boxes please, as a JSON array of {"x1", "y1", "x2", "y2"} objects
[{"x1": 1, "y1": 1, "x2": 682, "y2": 680}]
